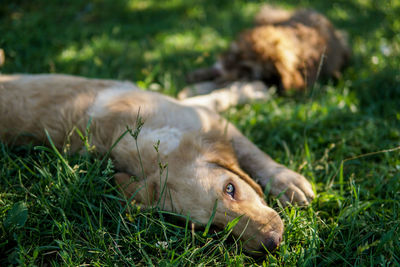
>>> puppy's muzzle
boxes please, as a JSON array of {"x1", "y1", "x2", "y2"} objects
[{"x1": 260, "y1": 230, "x2": 282, "y2": 252}]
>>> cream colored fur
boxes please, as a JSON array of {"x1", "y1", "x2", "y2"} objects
[{"x1": 0, "y1": 74, "x2": 314, "y2": 253}]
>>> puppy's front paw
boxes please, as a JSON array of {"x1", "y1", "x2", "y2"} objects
[{"x1": 262, "y1": 168, "x2": 315, "y2": 206}]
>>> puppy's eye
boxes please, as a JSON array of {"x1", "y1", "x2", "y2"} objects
[{"x1": 225, "y1": 183, "x2": 235, "y2": 198}]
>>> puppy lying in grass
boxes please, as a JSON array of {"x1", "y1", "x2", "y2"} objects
[
  {"x1": 0, "y1": 74, "x2": 314, "y2": 253},
  {"x1": 181, "y1": 5, "x2": 350, "y2": 100}
]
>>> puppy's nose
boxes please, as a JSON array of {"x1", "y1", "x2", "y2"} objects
[{"x1": 260, "y1": 231, "x2": 282, "y2": 252}]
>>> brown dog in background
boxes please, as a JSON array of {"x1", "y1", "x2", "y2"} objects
[{"x1": 181, "y1": 5, "x2": 350, "y2": 100}]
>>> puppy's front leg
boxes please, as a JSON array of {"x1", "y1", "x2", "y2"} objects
[{"x1": 226, "y1": 123, "x2": 315, "y2": 206}]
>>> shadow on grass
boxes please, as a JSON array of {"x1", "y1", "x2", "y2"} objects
[
  {"x1": 0, "y1": 0, "x2": 254, "y2": 83},
  {"x1": 283, "y1": 0, "x2": 389, "y2": 34},
  {"x1": 1, "y1": 0, "x2": 397, "y2": 87}
]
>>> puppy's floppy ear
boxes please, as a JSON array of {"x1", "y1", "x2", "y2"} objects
[
  {"x1": 275, "y1": 61, "x2": 306, "y2": 91},
  {"x1": 114, "y1": 172, "x2": 157, "y2": 206}
]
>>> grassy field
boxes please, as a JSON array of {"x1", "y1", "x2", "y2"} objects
[{"x1": 1, "y1": 0, "x2": 399, "y2": 265}]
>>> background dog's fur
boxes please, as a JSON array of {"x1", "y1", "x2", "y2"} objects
[{"x1": 183, "y1": 5, "x2": 350, "y2": 96}]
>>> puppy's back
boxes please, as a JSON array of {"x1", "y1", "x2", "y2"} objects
[{"x1": 0, "y1": 74, "x2": 134, "y2": 146}]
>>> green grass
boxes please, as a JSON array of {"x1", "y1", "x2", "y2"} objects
[{"x1": 1, "y1": 0, "x2": 400, "y2": 265}]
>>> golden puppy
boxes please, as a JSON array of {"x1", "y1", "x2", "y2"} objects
[
  {"x1": 182, "y1": 5, "x2": 350, "y2": 99},
  {"x1": 0, "y1": 74, "x2": 314, "y2": 253}
]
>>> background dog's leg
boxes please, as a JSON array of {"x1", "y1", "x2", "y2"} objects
[
  {"x1": 181, "y1": 81, "x2": 271, "y2": 112},
  {"x1": 178, "y1": 81, "x2": 219, "y2": 99},
  {"x1": 226, "y1": 123, "x2": 315, "y2": 206},
  {"x1": 185, "y1": 65, "x2": 222, "y2": 84}
]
